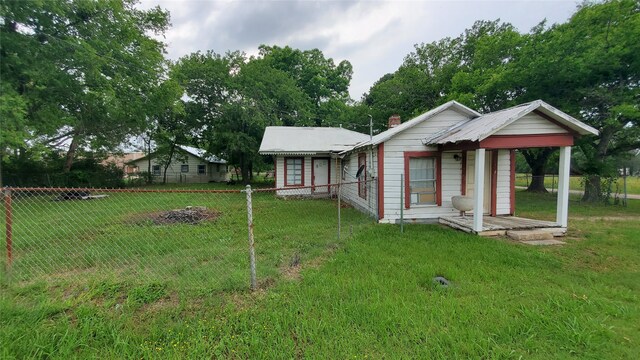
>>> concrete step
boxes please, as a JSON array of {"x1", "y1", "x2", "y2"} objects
[
  {"x1": 507, "y1": 229, "x2": 557, "y2": 241},
  {"x1": 520, "y1": 239, "x2": 566, "y2": 246}
]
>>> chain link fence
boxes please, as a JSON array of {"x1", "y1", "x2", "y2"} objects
[{"x1": 1, "y1": 180, "x2": 377, "y2": 294}]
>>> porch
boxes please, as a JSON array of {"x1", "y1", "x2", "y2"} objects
[{"x1": 439, "y1": 215, "x2": 565, "y2": 237}]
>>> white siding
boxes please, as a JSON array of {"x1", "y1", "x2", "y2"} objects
[
  {"x1": 495, "y1": 150, "x2": 511, "y2": 215},
  {"x1": 275, "y1": 155, "x2": 340, "y2": 197},
  {"x1": 495, "y1": 113, "x2": 567, "y2": 135},
  {"x1": 380, "y1": 109, "x2": 470, "y2": 222},
  {"x1": 276, "y1": 156, "x2": 312, "y2": 196},
  {"x1": 340, "y1": 148, "x2": 378, "y2": 217},
  {"x1": 132, "y1": 153, "x2": 227, "y2": 183}
]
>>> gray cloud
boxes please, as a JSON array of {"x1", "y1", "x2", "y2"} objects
[{"x1": 140, "y1": 0, "x2": 579, "y2": 99}]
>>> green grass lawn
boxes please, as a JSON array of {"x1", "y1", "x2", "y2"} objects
[
  {"x1": 1, "y1": 189, "x2": 639, "y2": 358},
  {"x1": 515, "y1": 174, "x2": 640, "y2": 195}
]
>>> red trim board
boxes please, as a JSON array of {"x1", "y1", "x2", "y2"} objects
[{"x1": 480, "y1": 134, "x2": 574, "y2": 149}]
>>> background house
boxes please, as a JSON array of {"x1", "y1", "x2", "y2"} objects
[
  {"x1": 103, "y1": 152, "x2": 146, "y2": 175},
  {"x1": 130, "y1": 145, "x2": 228, "y2": 183}
]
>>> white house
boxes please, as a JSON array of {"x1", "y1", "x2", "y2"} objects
[
  {"x1": 259, "y1": 100, "x2": 598, "y2": 235},
  {"x1": 130, "y1": 145, "x2": 228, "y2": 183}
]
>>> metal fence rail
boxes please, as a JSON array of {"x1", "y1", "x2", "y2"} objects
[{"x1": 1, "y1": 180, "x2": 376, "y2": 293}]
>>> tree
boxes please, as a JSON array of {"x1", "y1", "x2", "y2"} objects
[
  {"x1": 145, "y1": 78, "x2": 189, "y2": 184},
  {"x1": 173, "y1": 50, "x2": 315, "y2": 183},
  {"x1": 258, "y1": 45, "x2": 353, "y2": 126},
  {"x1": 0, "y1": 0, "x2": 170, "y2": 172}
]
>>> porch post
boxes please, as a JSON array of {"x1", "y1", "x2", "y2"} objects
[
  {"x1": 473, "y1": 148, "x2": 486, "y2": 232},
  {"x1": 556, "y1": 146, "x2": 571, "y2": 227}
]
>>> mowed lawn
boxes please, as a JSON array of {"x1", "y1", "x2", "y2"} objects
[
  {"x1": 515, "y1": 174, "x2": 640, "y2": 195},
  {"x1": 1, "y1": 189, "x2": 639, "y2": 358}
]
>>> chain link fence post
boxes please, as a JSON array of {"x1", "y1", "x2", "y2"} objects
[
  {"x1": 244, "y1": 185, "x2": 257, "y2": 291},
  {"x1": 4, "y1": 187, "x2": 13, "y2": 269}
]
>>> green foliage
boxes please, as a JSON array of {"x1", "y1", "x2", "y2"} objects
[
  {"x1": 172, "y1": 47, "x2": 353, "y2": 183},
  {"x1": 1, "y1": 151, "x2": 125, "y2": 188},
  {"x1": 0, "y1": 0, "x2": 170, "y2": 170}
]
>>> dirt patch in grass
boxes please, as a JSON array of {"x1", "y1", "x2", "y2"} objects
[
  {"x1": 281, "y1": 243, "x2": 340, "y2": 281},
  {"x1": 128, "y1": 207, "x2": 221, "y2": 225}
]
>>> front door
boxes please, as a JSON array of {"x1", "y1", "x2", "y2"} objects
[{"x1": 312, "y1": 158, "x2": 330, "y2": 193}]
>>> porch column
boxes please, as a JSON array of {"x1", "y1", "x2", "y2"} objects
[
  {"x1": 556, "y1": 146, "x2": 571, "y2": 227},
  {"x1": 473, "y1": 148, "x2": 486, "y2": 232}
]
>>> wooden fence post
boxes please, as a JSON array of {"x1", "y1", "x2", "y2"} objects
[{"x1": 245, "y1": 185, "x2": 257, "y2": 291}]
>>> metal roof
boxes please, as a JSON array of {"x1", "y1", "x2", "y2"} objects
[
  {"x1": 178, "y1": 145, "x2": 227, "y2": 164},
  {"x1": 259, "y1": 126, "x2": 370, "y2": 155},
  {"x1": 349, "y1": 100, "x2": 481, "y2": 152},
  {"x1": 423, "y1": 100, "x2": 599, "y2": 145}
]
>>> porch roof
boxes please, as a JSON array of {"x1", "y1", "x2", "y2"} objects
[{"x1": 423, "y1": 100, "x2": 599, "y2": 146}]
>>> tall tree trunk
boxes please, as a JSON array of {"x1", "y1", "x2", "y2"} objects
[
  {"x1": 582, "y1": 175, "x2": 602, "y2": 202},
  {"x1": 527, "y1": 162, "x2": 548, "y2": 193},
  {"x1": 145, "y1": 138, "x2": 152, "y2": 184},
  {"x1": 239, "y1": 154, "x2": 250, "y2": 185},
  {"x1": 63, "y1": 130, "x2": 81, "y2": 173},
  {"x1": 0, "y1": 149, "x2": 3, "y2": 188},
  {"x1": 522, "y1": 148, "x2": 555, "y2": 193},
  {"x1": 582, "y1": 127, "x2": 614, "y2": 202},
  {"x1": 162, "y1": 144, "x2": 176, "y2": 184}
]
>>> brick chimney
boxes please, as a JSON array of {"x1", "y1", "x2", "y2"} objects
[{"x1": 388, "y1": 114, "x2": 401, "y2": 128}]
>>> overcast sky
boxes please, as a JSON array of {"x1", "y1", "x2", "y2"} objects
[{"x1": 138, "y1": 0, "x2": 579, "y2": 100}]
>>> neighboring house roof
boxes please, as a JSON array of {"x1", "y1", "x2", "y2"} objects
[
  {"x1": 177, "y1": 145, "x2": 226, "y2": 164},
  {"x1": 349, "y1": 100, "x2": 481, "y2": 152},
  {"x1": 131, "y1": 145, "x2": 226, "y2": 164},
  {"x1": 259, "y1": 126, "x2": 370, "y2": 155},
  {"x1": 424, "y1": 100, "x2": 599, "y2": 145},
  {"x1": 103, "y1": 152, "x2": 145, "y2": 167}
]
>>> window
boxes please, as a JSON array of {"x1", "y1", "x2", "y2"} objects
[
  {"x1": 358, "y1": 153, "x2": 366, "y2": 199},
  {"x1": 285, "y1": 157, "x2": 304, "y2": 186},
  {"x1": 152, "y1": 165, "x2": 161, "y2": 176},
  {"x1": 197, "y1": 164, "x2": 206, "y2": 174},
  {"x1": 404, "y1": 152, "x2": 441, "y2": 207},
  {"x1": 181, "y1": 164, "x2": 189, "y2": 173}
]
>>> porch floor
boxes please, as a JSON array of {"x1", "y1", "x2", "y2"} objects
[{"x1": 439, "y1": 215, "x2": 565, "y2": 237}]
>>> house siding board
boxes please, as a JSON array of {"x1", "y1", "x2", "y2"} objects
[
  {"x1": 340, "y1": 149, "x2": 378, "y2": 217},
  {"x1": 495, "y1": 150, "x2": 511, "y2": 215},
  {"x1": 131, "y1": 152, "x2": 227, "y2": 183},
  {"x1": 380, "y1": 109, "x2": 469, "y2": 222},
  {"x1": 494, "y1": 113, "x2": 567, "y2": 136}
]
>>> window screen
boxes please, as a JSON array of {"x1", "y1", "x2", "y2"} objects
[
  {"x1": 409, "y1": 157, "x2": 436, "y2": 205},
  {"x1": 286, "y1": 158, "x2": 303, "y2": 185}
]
